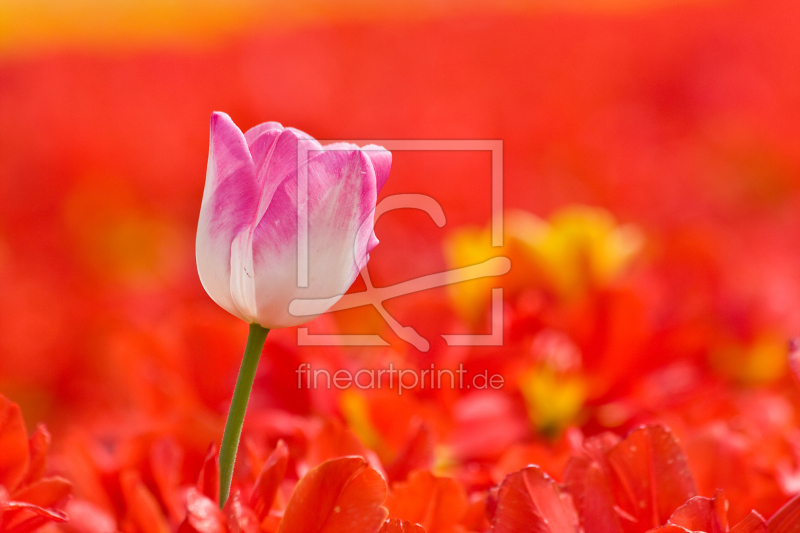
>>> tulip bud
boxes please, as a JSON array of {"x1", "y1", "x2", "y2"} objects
[{"x1": 196, "y1": 112, "x2": 391, "y2": 328}]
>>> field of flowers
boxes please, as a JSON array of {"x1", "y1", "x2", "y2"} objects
[{"x1": 2, "y1": 0, "x2": 800, "y2": 531}]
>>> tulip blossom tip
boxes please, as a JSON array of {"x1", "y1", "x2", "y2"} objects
[{"x1": 197, "y1": 113, "x2": 391, "y2": 329}]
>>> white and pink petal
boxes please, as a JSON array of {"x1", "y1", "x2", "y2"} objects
[{"x1": 196, "y1": 112, "x2": 259, "y2": 321}]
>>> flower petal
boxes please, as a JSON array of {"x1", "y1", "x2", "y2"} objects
[
  {"x1": 244, "y1": 121, "x2": 284, "y2": 147},
  {"x1": 492, "y1": 466, "x2": 580, "y2": 533},
  {"x1": 250, "y1": 440, "x2": 289, "y2": 521},
  {"x1": 250, "y1": 146, "x2": 378, "y2": 328},
  {"x1": 0, "y1": 500, "x2": 68, "y2": 531},
  {"x1": 385, "y1": 423, "x2": 435, "y2": 483},
  {"x1": 229, "y1": 229, "x2": 259, "y2": 322},
  {"x1": 224, "y1": 491, "x2": 260, "y2": 533},
  {"x1": 605, "y1": 426, "x2": 696, "y2": 529},
  {"x1": 730, "y1": 511, "x2": 768, "y2": 533},
  {"x1": 253, "y1": 128, "x2": 324, "y2": 225},
  {"x1": 229, "y1": 128, "x2": 327, "y2": 324},
  {"x1": 178, "y1": 487, "x2": 225, "y2": 533},
  {"x1": 379, "y1": 519, "x2": 425, "y2": 533},
  {"x1": 120, "y1": 469, "x2": 171, "y2": 533},
  {"x1": 62, "y1": 499, "x2": 118, "y2": 533},
  {"x1": 307, "y1": 418, "x2": 369, "y2": 469},
  {"x1": 306, "y1": 148, "x2": 378, "y2": 293},
  {"x1": 361, "y1": 146, "x2": 390, "y2": 256},
  {"x1": 10, "y1": 477, "x2": 71, "y2": 510},
  {"x1": 667, "y1": 491, "x2": 727, "y2": 532},
  {"x1": 0, "y1": 397, "x2": 30, "y2": 493},
  {"x1": 196, "y1": 112, "x2": 259, "y2": 322},
  {"x1": 150, "y1": 437, "x2": 184, "y2": 523},
  {"x1": 563, "y1": 455, "x2": 624, "y2": 533},
  {"x1": 278, "y1": 456, "x2": 388, "y2": 533},
  {"x1": 768, "y1": 492, "x2": 800, "y2": 533},
  {"x1": 196, "y1": 444, "x2": 219, "y2": 503},
  {"x1": 362, "y1": 145, "x2": 392, "y2": 195},
  {"x1": 385, "y1": 470, "x2": 467, "y2": 533},
  {"x1": 21, "y1": 425, "x2": 50, "y2": 488}
]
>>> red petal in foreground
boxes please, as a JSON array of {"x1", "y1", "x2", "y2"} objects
[
  {"x1": 606, "y1": 426, "x2": 696, "y2": 530},
  {"x1": 0, "y1": 397, "x2": 30, "y2": 493},
  {"x1": 62, "y1": 499, "x2": 118, "y2": 533},
  {"x1": 378, "y1": 518, "x2": 426, "y2": 533},
  {"x1": 644, "y1": 481, "x2": 767, "y2": 533},
  {"x1": 492, "y1": 466, "x2": 580, "y2": 533},
  {"x1": 0, "y1": 499, "x2": 68, "y2": 532},
  {"x1": 277, "y1": 456, "x2": 388, "y2": 533},
  {"x1": 564, "y1": 458, "x2": 624, "y2": 533},
  {"x1": 198, "y1": 444, "x2": 220, "y2": 503},
  {"x1": 224, "y1": 491, "x2": 260, "y2": 533},
  {"x1": 385, "y1": 470, "x2": 467, "y2": 533},
  {"x1": 250, "y1": 440, "x2": 289, "y2": 521},
  {"x1": 667, "y1": 490, "x2": 727, "y2": 533},
  {"x1": 729, "y1": 511, "x2": 768, "y2": 533},
  {"x1": 120, "y1": 469, "x2": 171, "y2": 533},
  {"x1": 385, "y1": 423, "x2": 435, "y2": 484},
  {"x1": 21, "y1": 424, "x2": 50, "y2": 487},
  {"x1": 485, "y1": 485, "x2": 499, "y2": 523},
  {"x1": 10, "y1": 476, "x2": 72, "y2": 510},
  {"x1": 767, "y1": 492, "x2": 800, "y2": 533},
  {"x1": 461, "y1": 492, "x2": 491, "y2": 532},
  {"x1": 178, "y1": 487, "x2": 225, "y2": 533},
  {"x1": 306, "y1": 419, "x2": 369, "y2": 469},
  {"x1": 151, "y1": 436, "x2": 185, "y2": 523},
  {"x1": 564, "y1": 435, "x2": 624, "y2": 533},
  {"x1": 643, "y1": 490, "x2": 768, "y2": 533}
]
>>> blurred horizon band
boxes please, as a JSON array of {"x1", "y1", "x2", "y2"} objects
[{"x1": 0, "y1": 0, "x2": 725, "y2": 58}]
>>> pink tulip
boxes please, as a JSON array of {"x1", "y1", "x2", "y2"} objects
[{"x1": 196, "y1": 112, "x2": 391, "y2": 329}]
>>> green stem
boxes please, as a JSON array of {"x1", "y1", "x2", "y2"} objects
[{"x1": 219, "y1": 323, "x2": 269, "y2": 508}]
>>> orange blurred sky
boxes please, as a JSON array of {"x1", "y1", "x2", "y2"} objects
[{"x1": 0, "y1": 0, "x2": 723, "y2": 57}]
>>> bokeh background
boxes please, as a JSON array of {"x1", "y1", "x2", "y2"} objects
[{"x1": 3, "y1": 0, "x2": 800, "y2": 530}]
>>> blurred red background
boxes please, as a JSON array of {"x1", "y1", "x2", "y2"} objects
[{"x1": 2, "y1": 0, "x2": 800, "y2": 530}]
